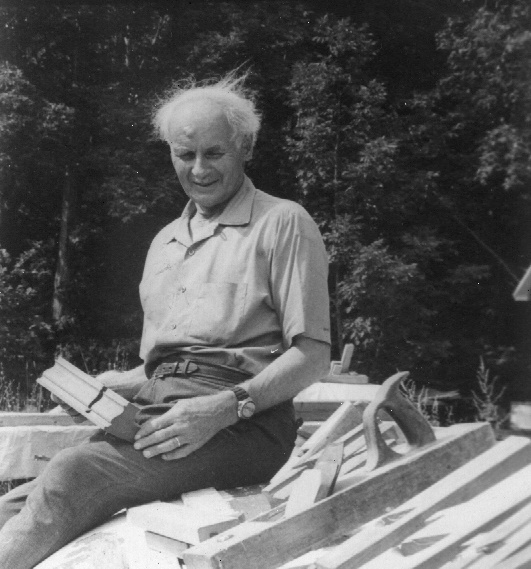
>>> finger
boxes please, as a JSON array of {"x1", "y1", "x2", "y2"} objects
[
  {"x1": 135, "y1": 415, "x2": 177, "y2": 440},
  {"x1": 141, "y1": 436, "x2": 185, "y2": 459},
  {"x1": 134, "y1": 425, "x2": 179, "y2": 451},
  {"x1": 161, "y1": 442, "x2": 200, "y2": 461}
]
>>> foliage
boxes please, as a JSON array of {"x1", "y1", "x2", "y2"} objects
[
  {"x1": 0, "y1": 1, "x2": 529, "y2": 411},
  {"x1": 472, "y1": 357, "x2": 509, "y2": 428}
]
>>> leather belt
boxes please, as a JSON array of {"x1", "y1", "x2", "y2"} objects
[{"x1": 151, "y1": 358, "x2": 251, "y2": 385}]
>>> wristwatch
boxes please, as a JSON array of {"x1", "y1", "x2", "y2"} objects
[{"x1": 231, "y1": 385, "x2": 256, "y2": 419}]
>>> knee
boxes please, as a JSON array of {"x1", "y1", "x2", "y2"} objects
[{"x1": 41, "y1": 446, "x2": 100, "y2": 489}]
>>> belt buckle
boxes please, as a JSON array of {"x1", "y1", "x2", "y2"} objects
[
  {"x1": 154, "y1": 360, "x2": 198, "y2": 379},
  {"x1": 154, "y1": 362, "x2": 177, "y2": 379}
]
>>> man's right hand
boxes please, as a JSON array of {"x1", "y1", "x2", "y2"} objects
[{"x1": 50, "y1": 393, "x2": 86, "y2": 422}]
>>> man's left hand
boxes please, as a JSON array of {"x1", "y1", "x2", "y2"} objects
[{"x1": 133, "y1": 391, "x2": 236, "y2": 460}]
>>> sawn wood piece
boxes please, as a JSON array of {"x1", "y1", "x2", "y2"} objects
[
  {"x1": 313, "y1": 435, "x2": 531, "y2": 569},
  {"x1": 183, "y1": 422, "x2": 495, "y2": 569}
]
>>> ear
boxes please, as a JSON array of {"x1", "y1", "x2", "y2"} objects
[{"x1": 241, "y1": 135, "x2": 254, "y2": 161}]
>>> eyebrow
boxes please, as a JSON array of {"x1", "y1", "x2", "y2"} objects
[{"x1": 172, "y1": 145, "x2": 225, "y2": 153}]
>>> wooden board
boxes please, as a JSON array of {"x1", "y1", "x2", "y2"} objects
[
  {"x1": 0, "y1": 412, "x2": 78, "y2": 427},
  {"x1": 267, "y1": 402, "x2": 362, "y2": 492},
  {"x1": 37, "y1": 357, "x2": 139, "y2": 441},
  {"x1": 356, "y1": 462, "x2": 531, "y2": 569},
  {"x1": 442, "y1": 499, "x2": 531, "y2": 569},
  {"x1": 314, "y1": 435, "x2": 531, "y2": 569},
  {"x1": 183, "y1": 423, "x2": 495, "y2": 569},
  {"x1": 127, "y1": 499, "x2": 242, "y2": 545},
  {"x1": 284, "y1": 443, "x2": 344, "y2": 517}
]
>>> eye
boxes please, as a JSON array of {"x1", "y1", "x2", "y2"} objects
[
  {"x1": 175, "y1": 151, "x2": 194, "y2": 161},
  {"x1": 206, "y1": 151, "x2": 224, "y2": 159}
]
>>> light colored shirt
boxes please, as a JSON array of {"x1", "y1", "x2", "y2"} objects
[{"x1": 139, "y1": 176, "x2": 330, "y2": 375}]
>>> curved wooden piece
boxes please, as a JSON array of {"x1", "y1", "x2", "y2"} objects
[{"x1": 363, "y1": 372, "x2": 436, "y2": 471}]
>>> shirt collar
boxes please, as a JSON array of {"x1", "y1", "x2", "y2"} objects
[{"x1": 165, "y1": 176, "x2": 256, "y2": 245}]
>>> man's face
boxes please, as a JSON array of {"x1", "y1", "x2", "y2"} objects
[{"x1": 168, "y1": 100, "x2": 251, "y2": 213}]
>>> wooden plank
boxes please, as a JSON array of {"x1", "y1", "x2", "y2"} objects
[
  {"x1": 127, "y1": 500, "x2": 242, "y2": 545},
  {"x1": 266, "y1": 402, "x2": 362, "y2": 491},
  {"x1": 314, "y1": 435, "x2": 531, "y2": 569},
  {"x1": 295, "y1": 403, "x2": 344, "y2": 422},
  {"x1": 357, "y1": 462, "x2": 531, "y2": 569},
  {"x1": 183, "y1": 423, "x2": 495, "y2": 569},
  {"x1": 0, "y1": 412, "x2": 77, "y2": 427},
  {"x1": 38, "y1": 357, "x2": 139, "y2": 441},
  {"x1": 181, "y1": 488, "x2": 242, "y2": 521},
  {"x1": 284, "y1": 443, "x2": 344, "y2": 516},
  {"x1": 284, "y1": 470, "x2": 325, "y2": 518},
  {"x1": 446, "y1": 500, "x2": 531, "y2": 569},
  {"x1": 495, "y1": 539, "x2": 531, "y2": 569}
]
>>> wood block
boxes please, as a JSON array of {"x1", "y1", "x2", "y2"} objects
[
  {"x1": 183, "y1": 423, "x2": 495, "y2": 569},
  {"x1": 220, "y1": 486, "x2": 273, "y2": 521},
  {"x1": 181, "y1": 488, "x2": 242, "y2": 521},
  {"x1": 127, "y1": 500, "x2": 242, "y2": 545},
  {"x1": 314, "y1": 435, "x2": 531, "y2": 569},
  {"x1": 145, "y1": 530, "x2": 190, "y2": 558}
]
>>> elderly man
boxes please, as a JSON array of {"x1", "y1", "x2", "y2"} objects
[{"x1": 0, "y1": 74, "x2": 330, "y2": 568}]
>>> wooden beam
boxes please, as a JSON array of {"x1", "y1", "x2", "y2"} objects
[
  {"x1": 357, "y1": 462, "x2": 531, "y2": 569},
  {"x1": 0, "y1": 412, "x2": 77, "y2": 427},
  {"x1": 314, "y1": 435, "x2": 531, "y2": 569},
  {"x1": 445, "y1": 499, "x2": 531, "y2": 569},
  {"x1": 183, "y1": 423, "x2": 495, "y2": 569}
]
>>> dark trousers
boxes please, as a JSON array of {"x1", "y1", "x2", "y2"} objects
[{"x1": 0, "y1": 376, "x2": 297, "y2": 568}]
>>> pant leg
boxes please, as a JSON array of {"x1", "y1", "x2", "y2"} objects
[
  {"x1": 0, "y1": 479, "x2": 38, "y2": 529},
  {"x1": 0, "y1": 408, "x2": 296, "y2": 569}
]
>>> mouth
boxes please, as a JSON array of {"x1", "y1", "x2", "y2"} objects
[{"x1": 192, "y1": 180, "x2": 218, "y2": 188}]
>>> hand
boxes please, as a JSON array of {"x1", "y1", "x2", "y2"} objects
[
  {"x1": 133, "y1": 391, "x2": 236, "y2": 461},
  {"x1": 50, "y1": 393, "x2": 86, "y2": 423}
]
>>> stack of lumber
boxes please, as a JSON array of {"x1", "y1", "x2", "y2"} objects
[
  {"x1": 34, "y1": 369, "x2": 531, "y2": 569},
  {"x1": 182, "y1": 373, "x2": 497, "y2": 569}
]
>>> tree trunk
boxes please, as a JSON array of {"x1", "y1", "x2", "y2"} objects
[
  {"x1": 52, "y1": 166, "x2": 76, "y2": 325},
  {"x1": 331, "y1": 264, "x2": 344, "y2": 359}
]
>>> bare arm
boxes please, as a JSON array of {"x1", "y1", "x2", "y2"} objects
[
  {"x1": 96, "y1": 364, "x2": 148, "y2": 400},
  {"x1": 133, "y1": 335, "x2": 330, "y2": 460}
]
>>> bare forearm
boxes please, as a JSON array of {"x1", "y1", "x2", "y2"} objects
[
  {"x1": 97, "y1": 364, "x2": 147, "y2": 400},
  {"x1": 240, "y1": 336, "x2": 330, "y2": 413}
]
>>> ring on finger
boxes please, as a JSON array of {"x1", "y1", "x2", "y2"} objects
[{"x1": 174, "y1": 436, "x2": 181, "y2": 448}]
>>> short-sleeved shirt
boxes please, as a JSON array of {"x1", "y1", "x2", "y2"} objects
[{"x1": 139, "y1": 176, "x2": 330, "y2": 376}]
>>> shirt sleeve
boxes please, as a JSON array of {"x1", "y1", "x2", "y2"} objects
[{"x1": 269, "y1": 204, "x2": 331, "y2": 348}]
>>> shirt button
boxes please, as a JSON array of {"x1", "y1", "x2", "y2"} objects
[
  {"x1": 171, "y1": 324, "x2": 177, "y2": 329},
  {"x1": 180, "y1": 286, "x2": 186, "y2": 293},
  {"x1": 188, "y1": 249, "x2": 195, "y2": 256}
]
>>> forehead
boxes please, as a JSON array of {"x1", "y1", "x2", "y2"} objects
[{"x1": 168, "y1": 100, "x2": 234, "y2": 146}]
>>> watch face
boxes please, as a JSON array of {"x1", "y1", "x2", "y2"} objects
[{"x1": 240, "y1": 400, "x2": 256, "y2": 419}]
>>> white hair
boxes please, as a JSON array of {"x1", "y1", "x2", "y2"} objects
[{"x1": 153, "y1": 72, "x2": 261, "y2": 149}]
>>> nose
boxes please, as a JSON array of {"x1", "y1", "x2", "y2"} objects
[{"x1": 191, "y1": 155, "x2": 208, "y2": 179}]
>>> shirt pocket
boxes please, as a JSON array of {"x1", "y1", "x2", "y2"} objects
[{"x1": 187, "y1": 282, "x2": 247, "y2": 345}]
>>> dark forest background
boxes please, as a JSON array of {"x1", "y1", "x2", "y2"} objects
[{"x1": 0, "y1": 1, "x2": 530, "y2": 416}]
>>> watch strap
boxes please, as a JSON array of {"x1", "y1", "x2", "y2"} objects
[{"x1": 231, "y1": 385, "x2": 250, "y2": 402}]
